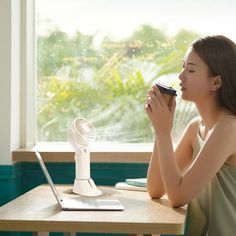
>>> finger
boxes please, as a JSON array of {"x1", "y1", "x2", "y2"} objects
[
  {"x1": 152, "y1": 84, "x2": 162, "y2": 96},
  {"x1": 146, "y1": 95, "x2": 152, "y2": 104},
  {"x1": 151, "y1": 85, "x2": 158, "y2": 96},
  {"x1": 152, "y1": 85, "x2": 165, "y2": 107},
  {"x1": 169, "y1": 96, "x2": 176, "y2": 112},
  {"x1": 145, "y1": 108, "x2": 153, "y2": 122},
  {"x1": 147, "y1": 93, "x2": 161, "y2": 108},
  {"x1": 145, "y1": 103, "x2": 152, "y2": 113},
  {"x1": 146, "y1": 96, "x2": 159, "y2": 112},
  {"x1": 145, "y1": 95, "x2": 152, "y2": 106},
  {"x1": 147, "y1": 88, "x2": 154, "y2": 98}
]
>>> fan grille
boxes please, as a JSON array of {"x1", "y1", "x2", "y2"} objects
[{"x1": 72, "y1": 118, "x2": 96, "y2": 148}]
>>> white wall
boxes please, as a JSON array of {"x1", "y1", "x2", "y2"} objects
[{"x1": 0, "y1": 0, "x2": 21, "y2": 164}]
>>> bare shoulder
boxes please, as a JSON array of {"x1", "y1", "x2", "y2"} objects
[
  {"x1": 185, "y1": 116, "x2": 201, "y2": 142},
  {"x1": 188, "y1": 116, "x2": 201, "y2": 130},
  {"x1": 213, "y1": 116, "x2": 236, "y2": 143},
  {"x1": 215, "y1": 116, "x2": 236, "y2": 166},
  {"x1": 216, "y1": 115, "x2": 236, "y2": 133},
  {"x1": 174, "y1": 116, "x2": 201, "y2": 153}
]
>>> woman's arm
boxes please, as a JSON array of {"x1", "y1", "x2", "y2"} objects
[
  {"x1": 147, "y1": 118, "x2": 196, "y2": 199},
  {"x1": 147, "y1": 139, "x2": 165, "y2": 198},
  {"x1": 157, "y1": 120, "x2": 236, "y2": 207}
]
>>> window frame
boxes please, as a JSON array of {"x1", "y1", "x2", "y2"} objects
[
  {"x1": 20, "y1": 0, "x2": 36, "y2": 148},
  {"x1": 10, "y1": 0, "x2": 149, "y2": 162},
  {"x1": 0, "y1": 0, "x2": 37, "y2": 164},
  {"x1": 11, "y1": 0, "x2": 153, "y2": 163}
]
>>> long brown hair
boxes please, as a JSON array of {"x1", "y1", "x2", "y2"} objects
[{"x1": 192, "y1": 35, "x2": 236, "y2": 114}]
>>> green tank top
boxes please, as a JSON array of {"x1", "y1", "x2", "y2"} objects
[{"x1": 186, "y1": 126, "x2": 236, "y2": 236}]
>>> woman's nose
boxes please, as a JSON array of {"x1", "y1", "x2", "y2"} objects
[{"x1": 178, "y1": 70, "x2": 184, "y2": 81}]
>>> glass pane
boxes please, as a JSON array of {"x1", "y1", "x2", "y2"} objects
[{"x1": 36, "y1": 0, "x2": 235, "y2": 143}]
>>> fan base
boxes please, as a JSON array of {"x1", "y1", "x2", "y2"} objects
[{"x1": 73, "y1": 178, "x2": 102, "y2": 196}]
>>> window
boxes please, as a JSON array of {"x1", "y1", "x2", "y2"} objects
[{"x1": 36, "y1": 0, "x2": 236, "y2": 143}]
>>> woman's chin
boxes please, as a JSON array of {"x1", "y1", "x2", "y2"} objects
[{"x1": 180, "y1": 93, "x2": 191, "y2": 101}]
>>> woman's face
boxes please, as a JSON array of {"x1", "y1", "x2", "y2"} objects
[{"x1": 178, "y1": 48, "x2": 215, "y2": 103}]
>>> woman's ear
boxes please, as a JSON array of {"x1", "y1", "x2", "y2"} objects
[{"x1": 211, "y1": 75, "x2": 222, "y2": 91}]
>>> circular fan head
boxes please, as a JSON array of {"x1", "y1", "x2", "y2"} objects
[{"x1": 72, "y1": 118, "x2": 96, "y2": 148}]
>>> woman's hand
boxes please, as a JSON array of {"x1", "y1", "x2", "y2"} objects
[{"x1": 145, "y1": 85, "x2": 176, "y2": 135}]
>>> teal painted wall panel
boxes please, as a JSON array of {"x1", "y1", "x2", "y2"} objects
[
  {"x1": 0, "y1": 164, "x2": 22, "y2": 206},
  {"x1": 91, "y1": 163, "x2": 148, "y2": 185},
  {"x1": 20, "y1": 162, "x2": 148, "y2": 193},
  {"x1": 0, "y1": 164, "x2": 22, "y2": 236}
]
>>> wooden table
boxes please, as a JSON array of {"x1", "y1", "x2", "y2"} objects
[{"x1": 0, "y1": 185, "x2": 187, "y2": 236}]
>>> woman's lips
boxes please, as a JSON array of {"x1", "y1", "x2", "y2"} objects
[{"x1": 179, "y1": 84, "x2": 186, "y2": 91}]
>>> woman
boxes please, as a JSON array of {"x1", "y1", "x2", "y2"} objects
[{"x1": 145, "y1": 35, "x2": 236, "y2": 236}]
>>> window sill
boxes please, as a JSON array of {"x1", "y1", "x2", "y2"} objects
[{"x1": 12, "y1": 142, "x2": 152, "y2": 163}]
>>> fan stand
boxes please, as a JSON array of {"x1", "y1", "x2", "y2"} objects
[{"x1": 73, "y1": 148, "x2": 102, "y2": 196}]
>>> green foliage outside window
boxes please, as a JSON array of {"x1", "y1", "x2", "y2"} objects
[{"x1": 37, "y1": 25, "x2": 199, "y2": 142}]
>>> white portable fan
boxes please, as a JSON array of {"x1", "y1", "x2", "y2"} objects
[{"x1": 68, "y1": 118, "x2": 102, "y2": 196}]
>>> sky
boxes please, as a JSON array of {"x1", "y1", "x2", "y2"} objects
[{"x1": 36, "y1": 0, "x2": 236, "y2": 41}]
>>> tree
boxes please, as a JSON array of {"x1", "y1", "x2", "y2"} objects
[{"x1": 37, "y1": 26, "x2": 199, "y2": 142}]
